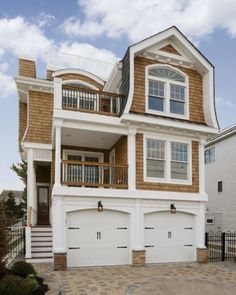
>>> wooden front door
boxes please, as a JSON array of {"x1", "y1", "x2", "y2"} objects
[{"x1": 37, "y1": 186, "x2": 49, "y2": 225}]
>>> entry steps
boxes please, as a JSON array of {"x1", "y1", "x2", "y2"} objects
[{"x1": 26, "y1": 226, "x2": 53, "y2": 263}]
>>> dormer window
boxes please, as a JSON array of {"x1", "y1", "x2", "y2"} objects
[{"x1": 146, "y1": 65, "x2": 189, "y2": 119}]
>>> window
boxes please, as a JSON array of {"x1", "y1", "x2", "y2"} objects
[
  {"x1": 206, "y1": 218, "x2": 214, "y2": 224},
  {"x1": 218, "y1": 181, "x2": 223, "y2": 192},
  {"x1": 145, "y1": 137, "x2": 190, "y2": 184},
  {"x1": 205, "y1": 147, "x2": 215, "y2": 164},
  {"x1": 146, "y1": 65, "x2": 188, "y2": 118},
  {"x1": 146, "y1": 139, "x2": 165, "y2": 178},
  {"x1": 171, "y1": 142, "x2": 188, "y2": 180}
]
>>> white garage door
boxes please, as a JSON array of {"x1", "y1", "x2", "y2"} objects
[
  {"x1": 145, "y1": 211, "x2": 195, "y2": 263},
  {"x1": 67, "y1": 209, "x2": 129, "y2": 267}
]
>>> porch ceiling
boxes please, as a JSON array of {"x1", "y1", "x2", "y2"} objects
[{"x1": 61, "y1": 128, "x2": 121, "y2": 149}]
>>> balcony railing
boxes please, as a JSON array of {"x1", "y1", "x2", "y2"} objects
[
  {"x1": 62, "y1": 160, "x2": 128, "y2": 189},
  {"x1": 62, "y1": 86, "x2": 125, "y2": 116}
]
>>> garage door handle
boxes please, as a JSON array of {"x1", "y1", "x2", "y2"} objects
[
  {"x1": 184, "y1": 227, "x2": 193, "y2": 229},
  {"x1": 69, "y1": 247, "x2": 80, "y2": 249},
  {"x1": 117, "y1": 227, "x2": 127, "y2": 230},
  {"x1": 145, "y1": 227, "x2": 154, "y2": 229},
  {"x1": 117, "y1": 246, "x2": 127, "y2": 248},
  {"x1": 184, "y1": 244, "x2": 193, "y2": 247},
  {"x1": 145, "y1": 245, "x2": 154, "y2": 248},
  {"x1": 68, "y1": 227, "x2": 80, "y2": 229}
]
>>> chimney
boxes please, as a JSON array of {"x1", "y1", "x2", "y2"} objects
[{"x1": 19, "y1": 57, "x2": 36, "y2": 78}]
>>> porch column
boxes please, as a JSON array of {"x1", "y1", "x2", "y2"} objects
[
  {"x1": 199, "y1": 139, "x2": 206, "y2": 194},
  {"x1": 54, "y1": 77, "x2": 62, "y2": 110},
  {"x1": 197, "y1": 202, "x2": 206, "y2": 248},
  {"x1": 27, "y1": 148, "x2": 36, "y2": 226},
  {"x1": 55, "y1": 126, "x2": 61, "y2": 187},
  {"x1": 128, "y1": 128, "x2": 137, "y2": 190}
]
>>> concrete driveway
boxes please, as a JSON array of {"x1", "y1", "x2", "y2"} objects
[{"x1": 35, "y1": 262, "x2": 236, "y2": 295}]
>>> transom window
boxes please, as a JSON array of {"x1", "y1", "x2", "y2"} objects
[
  {"x1": 145, "y1": 137, "x2": 190, "y2": 183},
  {"x1": 146, "y1": 65, "x2": 188, "y2": 118}
]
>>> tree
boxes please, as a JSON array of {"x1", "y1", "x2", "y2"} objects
[
  {"x1": 0, "y1": 201, "x2": 8, "y2": 275},
  {"x1": 11, "y1": 160, "x2": 27, "y2": 210},
  {"x1": 3, "y1": 192, "x2": 25, "y2": 226}
]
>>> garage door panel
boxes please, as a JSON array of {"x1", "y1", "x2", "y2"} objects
[
  {"x1": 145, "y1": 211, "x2": 195, "y2": 263},
  {"x1": 67, "y1": 209, "x2": 129, "y2": 267}
]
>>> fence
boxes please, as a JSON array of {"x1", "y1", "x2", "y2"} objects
[
  {"x1": 205, "y1": 231, "x2": 236, "y2": 262},
  {"x1": 5, "y1": 227, "x2": 25, "y2": 266}
]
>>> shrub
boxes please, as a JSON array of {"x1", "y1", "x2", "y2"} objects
[
  {"x1": 21, "y1": 276, "x2": 40, "y2": 293},
  {"x1": 0, "y1": 275, "x2": 25, "y2": 295},
  {"x1": 11, "y1": 261, "x2": 36, "y2": 278}
]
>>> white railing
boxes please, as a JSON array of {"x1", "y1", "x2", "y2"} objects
[{"x1": 47, "y1": 51, "x2": 117, "y2": 80}]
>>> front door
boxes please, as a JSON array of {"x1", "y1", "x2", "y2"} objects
[{"x1": 37, "y1": 186, "x2": 49, "y2": 225}]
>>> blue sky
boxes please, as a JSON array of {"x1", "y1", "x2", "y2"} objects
[{"x1": 0, "y1": 0, "x2": 236, "y2": 192}]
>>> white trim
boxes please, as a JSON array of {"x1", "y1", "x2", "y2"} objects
[
  {"x1": 143, "y1": 133, "x2": 192, "y2": 185},
  {"x1": 52, "y1": 186, "x2": 208, "y2": 202},
  {"x1": 62, "y1": 79, "x2": 99, "y2": 90},
  {"x1": 15, "y1": 76, "x2": 53, "y2": 88},
  {"x1": 145, "y1": 64, "x2": 189, "y2": 120},
  {"x1": 52, "y1": 69, "x2": 105, "y2": 85},
  {"x1": 121, "y1": 113, "x2": 218, "y2": 135},
  {"x1": 23, "y1": 142, "x2": 52, "y2": 150},
  {"x1": 18, "y1": 55, "x2": 36, "y2": 62}
]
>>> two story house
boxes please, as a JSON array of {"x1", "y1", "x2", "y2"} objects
[
  {"x1": 16, "y1": 26, "x2": 218, "y2": 270},
  {"x1": 205, "y1": 125, "x2": 236, "y2": 232}
]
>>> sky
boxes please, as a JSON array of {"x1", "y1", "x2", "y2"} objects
[{"x1": 0, "y1": 0, "x2": 236, "y2": 192}]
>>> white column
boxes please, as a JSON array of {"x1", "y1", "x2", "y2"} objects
[
  {"x1": 199, "y1": 139, "x2": 206, "y2": 194},
  {"x1": 128, "y1": 128, "x2": 136, "y2": 190},
  {"x1": 133, "y1": 199, "x2": 144, "y2": 250},
  {"x1": 196, "y1": 202, "x2": 206, "y2": 248},
  {"x1": 54, "y1": 77, "x2": 62, "y2": 110},
  {"x1": 52, "y1": 196, "x2": 65, "y2": 253},
  {"x1": 27, "y1": 148, "x2": 34, "y2": 226},
  {"x1": 55, "y1": 126, "x2": 61, "y2": 187},
  {"x1": 25, "y1": 227, "x2": 32, "y2": 259}
]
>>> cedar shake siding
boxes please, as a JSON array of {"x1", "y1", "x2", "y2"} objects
[
  {"x1": 19, "y1": 101, "x2": 27, "y2": 151},
  {"x1": 136, "y1": 133, "x2": 199, "y2": 192},
  {"x1": 121, "y1": 49, "x2": 130, "y2": 109},
  {"x1": 57, "y1": 73, "x2": 103, "y2": 90},
  {"x1": 19, "y1": 59, "x2": 36, "y2": 78},
  {"x1": 25, "y1": 90, "x2": 53, "y2": 144},
  {"x1": 159, "y1": 44, "x2": 181, "y2": 56},
  {"x1": 112, "y1": 136, "x2": 127, "y2": 164},
  {"x1": 131, "y1": 56, "x2": 205, "y2": 124}
]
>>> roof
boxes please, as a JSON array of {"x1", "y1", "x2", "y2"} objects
[{"x1": 206, "y1": 124, "x2": 236, "y2": 147}]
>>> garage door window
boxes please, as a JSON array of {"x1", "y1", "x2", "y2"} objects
[{"x1": 145, "y1": 136, "x2": 191, "y2": 184}]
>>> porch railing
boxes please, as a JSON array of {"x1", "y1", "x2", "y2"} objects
[
  {"x1": 62, "y1": 86, "x2": 125, "y2": 116},
  {"x1": 62, "y1": 160, "x2": 128, "y2": 189}
]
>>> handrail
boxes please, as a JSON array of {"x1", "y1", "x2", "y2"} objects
[
  {"x1": 62, "y1": 160, "x2": 128, "y2": 168},
  {"x1": 63, "y1": 85, "x2": 124, "y2": 98}
]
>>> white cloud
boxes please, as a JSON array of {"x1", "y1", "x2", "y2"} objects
[
  {"x1": 216, "y1": 96, "x2": 234, "y2": 108},
  {"x1": 61, "y1": 0, "x2": 236, "y2": 42},
  {"x1": 35, "y1": 12, "x2": 55, "y2": 28},
  {"x1": 0, "y1": 16, "x2": 53, "y2": 59},
  {"x1": 0, "y1": 70, "x2": 16, "y2": 98}
]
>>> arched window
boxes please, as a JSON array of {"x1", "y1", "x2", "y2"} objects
[{"x1": 146, "y1": 65, "x2": 188, "y2": 118}]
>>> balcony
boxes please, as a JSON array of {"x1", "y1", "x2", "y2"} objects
[
  {"x1": 62, "y1": 85, "x2": 125, "y2": 116},
  {"x1": 62, "y1": 160, "x2": 128, "y2": 189}
]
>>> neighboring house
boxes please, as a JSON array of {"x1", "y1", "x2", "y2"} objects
[
  {"x1": 15, "y1": 26, "x2": 218, "y2": 269},
  {"x1": 205, "y1": 125, "x2": 236, "y2": 232},
  {"x1": 0, "y1": 190, "x2": 23, "y2": 205}
]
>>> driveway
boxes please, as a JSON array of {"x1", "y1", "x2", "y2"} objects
[{"x1": 35, "y1": 262, "x2": 236, "y2": 295}]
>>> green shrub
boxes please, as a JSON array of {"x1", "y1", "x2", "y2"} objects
[
  {"x1": 11, "y1": 261, "x2": 36, "y2": 278},
  {"x1": 21, "y1": 276, "x2": 40, "y2": 293},
  {"x1": 0, "y1": 275, "x2": 25, "y2": 295}
]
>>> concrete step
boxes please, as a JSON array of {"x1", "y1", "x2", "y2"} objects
[
  {"x1": 31, "y1": 232, "x2": 52, "y2": 237},
  {"x1": 31, "y1": 241, "x2": 52, "y2": 247},
  {"x1": 32, "y1": 252, "x2": 53, "y2": 258},
  {"x1": 31, "y1": 236, "x2": 52, "y2": 242},
  {"x1": 31, "y1": 227, "x2": 52, "y2": 232},
  {"x1": 32, "y1": 246, "x2": 52, "y2": 252},
  {"x1": 26, "y1": 258, "x2": 53, "y2": 263}
]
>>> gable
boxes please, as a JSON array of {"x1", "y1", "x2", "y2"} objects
[{"x1": 159, "y1": 44, "x2": 181, "y2": 56}]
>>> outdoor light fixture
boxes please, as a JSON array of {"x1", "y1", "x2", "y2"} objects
[
  {"x1": 170, "y1": 203, "x2": 176, "y2": 214},
  {"x1": 98, "y1": 201, "x2": 103, "y2": 212}
]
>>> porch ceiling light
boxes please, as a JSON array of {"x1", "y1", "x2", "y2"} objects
[
  {"x1": 98, "y1": 201, "x2": 103, "y2": 212},
  {"x1": 170, "y1": 203, "x2": 176, "y2": 214}
]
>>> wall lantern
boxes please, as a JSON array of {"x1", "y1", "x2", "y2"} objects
[
  {"x1": 170, "y1": 203, "x2": 176, "y2": 214},
  {"x1": 98, "y1": 201, "x2": 103, "y2": 212}
]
